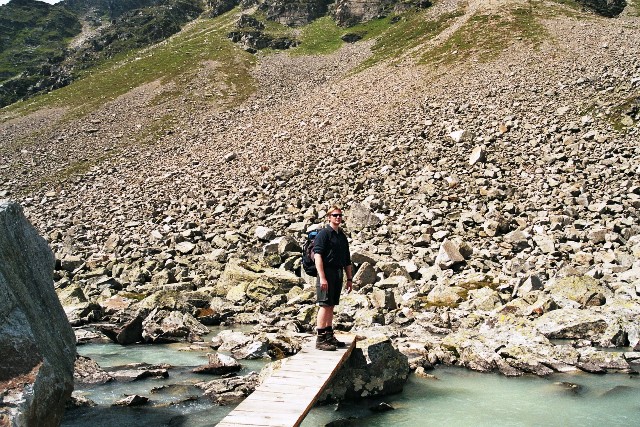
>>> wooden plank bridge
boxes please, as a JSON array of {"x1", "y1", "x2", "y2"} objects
[{"x1": 217, "y1": 334, "x2": 356, "y2": 427}]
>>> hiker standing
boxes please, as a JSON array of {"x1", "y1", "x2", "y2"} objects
[{"x1": 313, "y1": 205, "x2": 353, "y2": 351}]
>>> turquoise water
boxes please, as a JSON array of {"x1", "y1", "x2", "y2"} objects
[
  {"x1": 64, "y1": 338, "x2": 640, "y2": 427},
  {"x1": 304, "y1": 367, "x2": 640, "y2": 427}
]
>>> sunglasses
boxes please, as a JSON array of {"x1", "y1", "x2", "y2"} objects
[{"x1": 330, "y1": 213, "x2": 343, "y2": 218}]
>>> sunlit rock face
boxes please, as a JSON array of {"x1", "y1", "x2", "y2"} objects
[{"x1": 0, "y1": 201, "x2": 76, "y2": 426}]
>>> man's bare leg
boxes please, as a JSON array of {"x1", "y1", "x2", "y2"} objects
[{"x1": 317, "y1": 306, "x2": 334, "y2": 329}]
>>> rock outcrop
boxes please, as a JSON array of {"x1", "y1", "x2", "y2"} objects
[
  {"x1": 259, "y1": 0, "x2": 331, "y2": 26},
  {"x1": 320, "y1": 335, "x2": 410, "y2": 400},
  {"x1": 332, "y1": 0, "x2": 398, "y2": 27},
  {"x1": 0, "y1": 201, "x2": 76, "y2": 426},
  {"x1": 575, "y1": 0, "x2": 627, "y2": 17}
]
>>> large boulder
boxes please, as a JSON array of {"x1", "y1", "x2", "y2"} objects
[
  {"x1": 259, "y1": 0, "x2": 330, "y2": 26},
  {"x1": 141, "y1": 308, "x2": 209, "y2": 343},
  {"x1": 95, "y1": 314, "x2": 144, "y2": 345},
  {"x1": 426, "y1": 284, "x2": 466, "y2": 308},
  {"x1": 545, "y1": 275, "x2": 611, "y2": 307},
  {"x1": 196, "y1": 372, "x2": 260, "y2": 405},
  {"x1": 320, "y1": 334, "x2": 410, "y2": 400},
  {"x1": 533, "y1": 308, "x2": 608, "y2": 340},
  {"x1": 0, "y1": 201, "x2": 76, "y2": 426},
  {"x1": 347, "y1": 202, "x2": 381, "y2": 231},
  {"x1": 211, "y1": 330, "x2": 302, "y2": 359},
  {"x1": 442, "y1": 313, "x2": 580, "y2": 376},
  {"x1": 332, "y1": 0, "x2": 397, "y2": 27},
  {"x1": 575, "y1": 0, "x2": 627, "y2": 17},
  {"x1": 57, "y1": 284, "x2": 102, "y2": 326},
  {"x1": 216, "y1": 258, "x2": 304, "y2": 302}
]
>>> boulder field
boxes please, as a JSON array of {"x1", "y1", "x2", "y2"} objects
[{"x1": 1, "y1": 0, "x2": 639, "y2": 412}]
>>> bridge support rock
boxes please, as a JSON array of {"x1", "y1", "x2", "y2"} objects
[{"x1": 320, "y1": 334, "x2": 410, "y2": 401}]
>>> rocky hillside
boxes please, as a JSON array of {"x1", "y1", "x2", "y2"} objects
[
  {"x1": 1, "y1": 0, "x2": 639, "y2": 377},
  {"x1": 0, "y1": 0, "x2": 630, "y2": 106}
]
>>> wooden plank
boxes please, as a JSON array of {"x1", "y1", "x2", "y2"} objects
[
  {"x1": 231, "y1": 402, "x2": 308, "y2": 415},
  {"x1": 217, "y1": 412, "x2": 298, "y2": 426},
  {"x1": 216, "y1": 335, "x2": 356, "y2": 427},
  {"x1": 243, "y1": 392, "x2": 317, "y2": 404}
]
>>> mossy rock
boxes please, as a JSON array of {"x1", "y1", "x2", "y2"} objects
[{"x1": 546, "y1": 275, "x2": 611, "y2": 307}]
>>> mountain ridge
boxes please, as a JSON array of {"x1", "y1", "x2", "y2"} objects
[{"x1": 0, "y1": 0, "x2": 632, "y2": 106}]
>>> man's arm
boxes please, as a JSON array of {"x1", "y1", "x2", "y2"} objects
[
  {"x1": 315, "y1": 253, "x2": 328, "y2": 291},
  {"x1": 344, "y1": 264, "x2": 353, "y2": 293}
]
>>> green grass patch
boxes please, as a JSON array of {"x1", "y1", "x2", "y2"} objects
[
  {"x1": 607, "y1": 93, "x2": 640, "y2": 131},
  {"x1": 423, "y1": 7, "x2": 546, "y2": 66},
  {"x1": 355, "y1": 9, "x2": 464, "y2": 71},
  {"x1": 135, "y1": 113, "x2": 177, "y2": 145},
  {"x1": 292, "y1": 16, "x2": 344, "y2": 55},
  {"x1": 2, "y1": 10, "x2": 256, "y2": 122},
  {"x1": 28, "y1": 156, "x2": 106, "y2": 192}
]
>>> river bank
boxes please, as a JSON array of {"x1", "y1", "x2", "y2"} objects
[{"x1": 64, "y1": 336, "x2": 640, "y2": 427}]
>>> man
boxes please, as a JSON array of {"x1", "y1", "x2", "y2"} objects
[{"x1": 313, "y1": 205, "x2": 353, "y2": 351}]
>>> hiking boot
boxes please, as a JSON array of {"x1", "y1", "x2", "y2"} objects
[
  {"x1": 316, "y1": 334, "x2": 337, "y2": 351},
  {"x1": 328, "y1": 332, "x2": 346, "y2": 349}
]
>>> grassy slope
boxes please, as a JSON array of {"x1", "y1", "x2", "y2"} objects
[
  {"x1": 2, "y1": 0, "x2": 594, "y2": 128},
  {"x1": 0, "y1": 3, "x2": 81, "y2": 80},
  {"x1": 2, "y1": 9, "x2": 256, "y2": 121},
  {"x1": 2, "y1": 0, "x2": 607, "y2": 192}
]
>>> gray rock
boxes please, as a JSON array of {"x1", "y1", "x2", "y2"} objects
[
  {"x1": 460, "y1": 287, "x2": 501, "y2": 311},
  {"x1": 350, "y1": 249, "x2": 378, "y2": 266},
  {"x1": 318, "y1": 334, "x2": 410, "y2": 400},
  {"x1": 60, "y1": 254, "x2": 83, "y2": 272},
  {"x1": 277, "y1": 236, "x2": 301, "y2": 253},
  {"x1": 353, "y1": 261, "x2": 377, "y2": 288},
  {"x1": 469, "y1": 145, "x2": 486, "y2": 165},
  {"x1": 211, "y1": 330, "x2": 254, "y2": 351},
  {"x1": 347, "y1": 202, "x2": 381, "y2": 230},
  {"x1": 515, "y1": 275, "x2": 544, "y2": 297},
  {"x1": 533, "y1": 308, "x2": 607, "y2": 340},
  {"x1": 193, "y1": 353, "x2": 241, "y2": 375},
  {"x1": 74, "y1": 355, "x2": 113, "y2": 385},
  {"x1": 110, "y1": 365, "x2": 169, "y2": 382},
  {"x1": 435, "y1": 239, "x2": 466, "y2": 269},
  {"x1": 0, "y1": 201, "x2": 76, "y2": 427},
  {"x1": 254, "y1": 226, "x2": 275, "y2": 241},
  {"x1": 371, "y1": 289, "x2": 397, "y2": 310},
  {"x1": 332, "y1": 0, "x2": 397, "y2": 26},
  {"x1": 442, "y1": 314, "x2": 578, "y2": 376},
  {"x1": 95, "y1": 315, "x2": 143, "y2": 345},
  {"x1": 113, "y1": 395, "x2": 149, "y2": 406},
  {"x1": 196, "y1": 372, "x2": 259, "y2": 405},
  {"x1": 546, "y1": 275, "x2": 611, "y2": 307},
  {"x1": 532, "y1": 233, "x2": 556, "y2": 254},
  {"x1": 449, "y1": 129, "x2": 473, "y2": 143},
  {"x1": 575, "y1": 0, "x2": 627, "y2": 17},
  {"x1": 217, "y1": 258, "x2": 303, "y2": 302},
  {"x1": 142, "y1": 309, "x2": 209, "y2": 343},
  {"x1": 233, "y1": 340, "x2": 270, "y2": 359},
  {"x1": 175, "y1": 241, "x2": 196, "y2": 254},
  {"x1": 577, "y1": 347, "x2": 630, "y2": 372},
  {"x1": 426, "y1": 284, "x2": 465, "y2": 308}
]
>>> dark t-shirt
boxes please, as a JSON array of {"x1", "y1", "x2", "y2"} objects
[{"x1": 313, "y1": 225, "x2": 351, "y2": 268}]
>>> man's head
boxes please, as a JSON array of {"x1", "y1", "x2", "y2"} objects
[{"x1": 326, "y1": 205, "x2": 343, "y2": 229}]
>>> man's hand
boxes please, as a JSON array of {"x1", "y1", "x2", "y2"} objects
[
  {"x1": 346, "y1": 280, "x2": 353, "y2": 293},
  {"x1": 320, "y1": 278, "x2": 328, "y2": 291}
]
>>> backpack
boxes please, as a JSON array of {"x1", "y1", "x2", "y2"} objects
[{"x1": 302, "y1": 229, "x2": 320, "y2": 276}]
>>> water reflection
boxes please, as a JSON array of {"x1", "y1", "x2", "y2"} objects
[
  {"x1": 63, "y1": 326, "x2": 263, "y2": 427},
  {"x1": 304, "y1": 366, "x2": 640, "y2": 427},
  {"x1": 64, "y1": 329, "x2": 640, "y2": 427}
]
